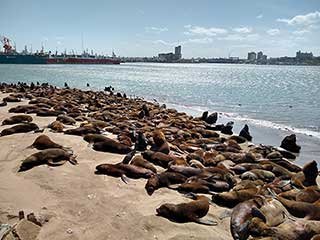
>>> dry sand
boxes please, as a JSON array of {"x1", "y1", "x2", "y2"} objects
[{"x1": 0, "y1": 94, "x2": 233, "y2": 240}]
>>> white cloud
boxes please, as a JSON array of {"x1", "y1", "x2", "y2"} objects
[
  {"x1": 219, "y1": 33, "x2": 259, "y2": 41},
  {"x1": 184, "y1": 25, "x2": 228, "y2": 36},
  {"x1": 292, "y1": 29, "x2": 310, "y2": 35},
  {"x1": 232, "y1": 27, "x2": 252, "y2": 33},
  {"x1": 188, "y1": 38, "x2": 213, "y2": 44},
  {"x1": 256, "y1": 14, "x2": 263, "y2": 19},
  {"x1": 277, "y1": 11, "x2": 320, "y2": 26},
  {"x1": 145, "y1": 26, "x2": 168, "y2": 34},
  {"x1": 267, "y1": 28, "x2": 280, "y2": 36},
  {"x1": 152, "y1": 40, "x2": 174, "y2": 46}
]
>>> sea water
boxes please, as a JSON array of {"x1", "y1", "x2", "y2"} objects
[{"x1": 0, "y1": 63, "x2": 319, "y2": 164}]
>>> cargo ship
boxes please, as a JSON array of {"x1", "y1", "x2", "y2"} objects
[{"x1": 0, "y1": 36, "x2": 120, "y2": 64}]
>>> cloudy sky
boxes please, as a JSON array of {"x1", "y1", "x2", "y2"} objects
[{"x1": 1, "y1": 0, "x2": 320, "y2": 58}]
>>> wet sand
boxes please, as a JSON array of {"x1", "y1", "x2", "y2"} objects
[{"x1": 0, "y1": 93, "x2": 233, "y2": 240}]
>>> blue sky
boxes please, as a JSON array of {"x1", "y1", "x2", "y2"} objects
[{"x1": 1, "y1": 0, "x2": 320, "y2": 58}]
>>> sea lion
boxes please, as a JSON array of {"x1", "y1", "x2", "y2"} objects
[
  {"x1": 36, "y1": 109, "x2": 64, "y2": 117},
  {"x1": 241, "y1": 169, "x2": 276, "y2": 182},
  {"x1": 56, "y1": 115, "x2": 76, "y2": 125},
  {"x1": 64, "y1": 126, "x2": 101, "y2": 136},
  {"x1": 280, "y1": 134, "x2": 301, "y2": 153},
  {"x1": 135, "y1": 132, "x2": 148, "y2": 151},
  {"x1": 0, "y1": 123, "x2": 39, "y2": 136},
  {"x1": 150, "y1": 130, "x2": 170, "y2": 154},
  {"x1": 48, "y1": 120, "x2": 64, "y2": 132},
  {"x1": 291, "y1": 160, "x2": 318, "y2": 188},
  {"x1": 145, "y1": 171, "x2": 187, "y2": 195},
  {"x1": 279, "y1": 186, "x2": 320, "y2": 203},
  {"x1": 28, "y1": 135, "x2": 65, "y2": 150},
  {"x1": 83, "y1": 133, "x2": 111, "y2": 144},
  {"x1": 239, "y1": 124, "x2": 252, "y2": 141},
  {"x1": 142, "y1": 150, "x2": 175, "y2": 168},
  {"x1": 2, "y1": 115, "x2": 33, "y2": 125},
  {"x1": 93, "y1": 138, "x2": 132, "y2": 154},
  {"x1": 19, "y1": 148, "x2": 77, "y2": 172},
  {"x1": 95, "y1": 163, "x2": 154, "y2": 182},
  {"x1": 156, "y1": 194, "x2": 217, "y2": 225},
  {"x1": 130, "y1": 155, "x2": 157, "y2": 173}
]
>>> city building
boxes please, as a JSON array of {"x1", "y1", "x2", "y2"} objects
[
  {"x1": 257, "y1": 51, "x2": 263, "y2": 60},
  {"x1": 296, "y1": 50, "x2": 313, "y2": 60},
  {"x1": 158, "y1": 45, "x2": 182, "y2": 62},
  {"x1": 247, "y1": 52, "x2": 257, "y2": 62}
]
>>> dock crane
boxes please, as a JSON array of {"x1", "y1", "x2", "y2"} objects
[{"x1": 0, "y1": 36, "x2": 15, "y2": 53}]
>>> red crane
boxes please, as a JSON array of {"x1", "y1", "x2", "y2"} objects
[{"x1": 0, "y1": 36, "x2": 13, "y2": 53}]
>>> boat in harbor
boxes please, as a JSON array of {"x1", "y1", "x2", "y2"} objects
[{"x1": 0, "y1": 36, "x2": 120, "y2": 64}]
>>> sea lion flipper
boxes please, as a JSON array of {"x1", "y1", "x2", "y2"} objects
[
  {"x1": 195, "y1": 218, "x2": 218, "y2": 226},
  {"x1": 167, "y1": 184, "x2": 180, "y2": 190},
  {"x1": 121, "y1": 174, "x2": 130, "y2": 184},
  {"x1": 68, "y1": 156, "x2": 78, "y2": 165},
  {"x1": 47, "y1": 159, "x2": 67, "y2": 166}
]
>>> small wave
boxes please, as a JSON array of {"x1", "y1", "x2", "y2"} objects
[{"x1": 161, "y1": 101, "x2": 320, "y2": 140}]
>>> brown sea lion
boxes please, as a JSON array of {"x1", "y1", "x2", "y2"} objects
[
  {"x1": 130, "y1": 155, "x2": 157, "y2": 173},
  {"x1": 18, "y1": 148, "x2": 77, "y2": 172},
  {"x1": 93, "y1": 138, "x2": 132, "y2": 154},
  {"x1": 2, "y1": 115, "x2": 33, "y2": 125},
  {"x1": 0, "y1": 123, "x2": 39, "y2": 136},
  {"x1": 291, "y1": 160, "x2": 318, "y2": 188},
  {"x1": 156, "y1": 194, "x2": 217, "y2": 225},
  {"x1": 241, "y1": 169, "x2": 275, "y2": 182},
  {"x1": 279, "y1": 186, "x2": 320, "y2": 203},
  {"x1": 95, "y1": 163, "x2": 154, "y2": 182},
  {"x1": 56, "y1": 115, "x2": 76, "y2": 125},
  {"x1": 145, "y1": 171, "x2": 187, "y2": 195},
  {"x1": 64, "y1": 126, "x2": 101, "y2": 136},
  {"x1": 36, "y1": 109, "x2": 64, "y2": 117},
  {"x1": 28, "y1": 135, "x2": 66, "y2": 150},
  {"x1": 150, "y1": 130, "x2": 170, "y2": 154},
  {"x1": 142, "y1": 150, "x2": 175, "y2": 168},
  {"x1": 48, "y1": 120, "x2": 64, "y2": 132}
]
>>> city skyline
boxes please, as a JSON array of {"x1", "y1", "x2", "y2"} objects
[{"x1": 1, "y1": 0, "x2": 320, "y2": 58}]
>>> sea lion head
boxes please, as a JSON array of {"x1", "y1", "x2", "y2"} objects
[
  {"x1": 145, "y1": 175, "x2": 159, "y2": 196},
  {"x1": 156, "y1": 204, "x2": 174, "y2": 217},
  {"x1": 153, "y1": 130, "x2": 166, "y2": 146},
  {"x1": 303, "y1": 160, "x2": 318, "y2": 182}
]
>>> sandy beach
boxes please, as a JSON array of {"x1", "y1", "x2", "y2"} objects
[{"x1": 0, "y1": 93, "x2": 233, "y2": 240}]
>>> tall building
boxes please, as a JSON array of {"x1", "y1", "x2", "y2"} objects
[
  {"x1": 175, "y1": 45, "x2": 182, "y2": 60},
  {"x1": 257, "y1": 51, "x2": 263, "y2": 60},
  {"x1": 296, "y1": 50, "x2": 313, "y2": 60},
  {"x1": 247, "y1": 52, "x2": 257, "y2": 62}
]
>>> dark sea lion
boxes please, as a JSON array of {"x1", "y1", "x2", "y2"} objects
[
  {"x1": 239, "y1": 124, "x2": 252, "y2": 141},
  {"x1": 0, "y1": 100, "x2": 7, "y2": 107},
  {"x1": 83, "y1": 133, "x2": 111, "y2": 144},
  {"x1": 28, "y1": 135, "x2": 65, "y2": 150},
  {"x1": 36, "y1": 109, "x2": 64, "y2": 117},
  {"x1": 204, "y1": 112, "x2": 218, "y2": 125},
  {"x1": 0, "y1": 123, "x2": 39, "y2": 136},
  {"x1": 145, "y1": 171, "x2": 187, "y2": 195},
  {"x1": 280, "y1": 134, "x2": 301, "y2": 153},
  {"x1": 168, "y1": 165, "x2": 202, "y2": 178},
  {"x1": 95, "y1": 163, "x2": 154, "y2": 182},
  {"x1": 279, "y1": 186, "x2": 320, "y2": 203},
  {"x1": 2, "y1": 115, "x2": 33, "y2": 125},
  {"x1": 56, "y1": 115, "x2": 76, "y2": 125},
  {"x1": 130, "y1": 155, "x2": 157, "y2": 173},
  {"x1": 19, "y1": 148, "x2": 77, "y2": 172},
  {"x1": 135, "y1": 132, "x2": 148, "y2": 151},
  {"x1": 3, "y1": 95, "x2": 21, "y2": 102},
  {"x1": 93, "y1": 138, "x2": 132, "y2": 154},
  {"x1": 156, "y1": 194, "x2": 217, "y2": 225}
]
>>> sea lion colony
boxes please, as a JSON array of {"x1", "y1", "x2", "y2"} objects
[{"x1": 0, "y1": 81, "x2": 319, "y2": 240}]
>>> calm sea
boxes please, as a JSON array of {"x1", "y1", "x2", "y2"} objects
[{"x1": 0, "y1": 63, "x2": 320, "y2": 139}]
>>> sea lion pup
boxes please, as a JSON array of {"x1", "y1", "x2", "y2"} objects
[
  {"x1": 18, "y1": 148, "x2": 77, "y2": 172},
  {"x1": 150, "y1": 130, "x2": 170, "y2": 154},
  {"x1": 56, "y1": 115, "x2": 76, "y2": 125},
  {"x1": 48, "y1": 120, "x2": 64, "y2": 132},
  {"x1": 145, "y1": 171, "x2": 187, "y2": 195},
  {"x1": 130, "y1": 155, "x2": 157, "y2": 173},
  {"x1": 0, "y1": 100, "x2": 7, "y2": 107},
  {"x1": 95, "y1": 163, "x2": 154, "y2": 183},
  {"x1": 239, "y1": 124, "x2": 252, "y2": 141},
  {"x1": 28, "y1": 135, "x2": 67, "y2": 150},
  {"x1": 156, "y1": 194, "x2": 217, "y2": 225},
  {"x1": 0, "y1": 122, "x2": 39, "y2": 136},
  {"x1": 249, "y1": 217, "x2": 320, "y2": 240},
  {"x1": 93, "y1": 138, "x2": 132, "y2": 154},
  {"x1": 2, "y1": 115, "x2": 33, "y2": 125},
  {"x1": 64, "y1": 126, "x2": 101, "y2": 136},
  {"x1": 280, "y1": 134, "x2": 301, "y2": 153},
  {"x1": 291, "y1": 160, "x2": 318, "y2": 188}
]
